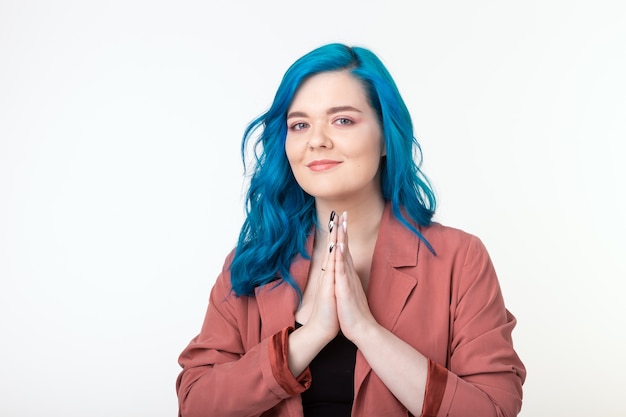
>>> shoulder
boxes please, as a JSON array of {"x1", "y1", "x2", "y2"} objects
[
  {"x1": 209, "y1": 248, "x2": 238, "y2": 300},
  {"x1": 420, "y1": 222, "x2": 487, "y2": 256},
  {"x1": 414, "y1": 222, "x2": 496, "y2": 281},
  {"x1": 419, "y1": 223, "x2": 501, "y2": 295}
]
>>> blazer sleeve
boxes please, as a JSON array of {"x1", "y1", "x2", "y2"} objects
[
  {"x1": 422, "y1": 235, "x2": 526, "y2": 417},
  {"x1": 176, "y1": 253, "x2": 311, "y2": 417}
]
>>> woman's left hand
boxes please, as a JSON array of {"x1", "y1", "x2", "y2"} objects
[{"x1": 333, "y1": 211, "x2": 379, "y2": 343}]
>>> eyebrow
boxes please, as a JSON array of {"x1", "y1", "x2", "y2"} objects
[{"x1": 286, "y1": 105, "x2": 362, "y2": 120}]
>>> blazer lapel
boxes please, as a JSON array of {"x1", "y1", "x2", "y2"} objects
[{"x1": 367, "y1": 204, "x2": 421, "y2": 329}]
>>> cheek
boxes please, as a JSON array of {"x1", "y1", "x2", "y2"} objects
[
  {"x1": 284, "y1": 139, "x2": 297, "y2": 163},
  {"x1": 284, "y1": 139, "x2": 305, "y2": 175}
]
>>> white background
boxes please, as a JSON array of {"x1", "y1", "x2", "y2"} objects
[{"x1": 1, "y1": 1, "x2": 625, "y2": 416}]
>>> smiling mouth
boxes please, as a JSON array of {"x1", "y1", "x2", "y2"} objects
[{"x1": 307, "y1": 160, "x2": 342, "y2": 172}]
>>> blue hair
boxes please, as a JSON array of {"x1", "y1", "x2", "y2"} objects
[{"x1": 229, "y1": 43, "x2": 436, "y2": 297}]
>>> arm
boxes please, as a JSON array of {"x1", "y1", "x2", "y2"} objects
[
  {"x1": 176, "y1": 254, "x2": 311, "y2": 417},
  {"x1": 435, "y1": 235, "x2": 526, "y2": 417},
  {"x1": 349, "y1": 323, "x2": 430, "y2": 415}
]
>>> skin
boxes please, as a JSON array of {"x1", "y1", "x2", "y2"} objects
[{"x1": 283, "y1": 71, "x2": 429, "y2": 416}]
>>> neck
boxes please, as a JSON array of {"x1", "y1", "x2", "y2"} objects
[{"x1": 314, "y1": 193, "x2": 386, "y2": 247}]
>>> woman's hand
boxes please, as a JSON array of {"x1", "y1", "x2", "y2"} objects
[
  {"x1": 289, "y1": 210, "x2": 380, "y2": 375},
  {"x1": 332, "y1": 212, "x2": 429, "y2": 416},
  {"x1": 305, "y1": 211, "x2": 341, "y2": 344},
  {"x1": 287, "y1": 211, "x2": 341, "y2": 376},
  {"x1": 334, "y1": 211, "x2": 379, "y2": 343}
]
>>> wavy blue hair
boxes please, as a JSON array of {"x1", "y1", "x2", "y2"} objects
[{"x1": 229, "y1": 43, "x2": 436, "y2": 297}]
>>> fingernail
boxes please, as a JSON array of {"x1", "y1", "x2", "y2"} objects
[
  {"x1": 330, "y1": 210, "x2": 336, "y2": 222},
  {"x1": 339, "y1": 243, "x2": 344, "y2": 253},
  {"x1": 342, "y1": 211, "x2": 347, "y2": 232},
  {"x1": 329, "y1": 242, "x2": 334, "y2": 253},
  {"x1": 328, "y1": 220, "x2": 334, "y2": 233}
]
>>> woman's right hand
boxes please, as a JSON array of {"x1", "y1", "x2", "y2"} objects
[
  {"x1": 305, "y1": 210, "x2": 341, "y2": 344},
  {"x1": 287, "y1": 211, "x2": 340, "y2": 376}
]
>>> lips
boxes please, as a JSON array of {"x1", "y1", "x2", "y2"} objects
[{"x1": 306, "y1": 159, "x2": 342, "y2": 172}]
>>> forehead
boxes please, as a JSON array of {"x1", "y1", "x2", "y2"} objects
[{"x1": 288, "y1": 71, "x2": 369, "y2": 110}]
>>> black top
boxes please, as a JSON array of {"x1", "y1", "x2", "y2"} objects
[{"x1": 295, "y1": 322, "x2": 357, "y2": 417}]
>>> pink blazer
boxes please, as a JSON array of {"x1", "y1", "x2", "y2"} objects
[{"x1": 177, "y1": 204, "x2": 526, "y2": 417}]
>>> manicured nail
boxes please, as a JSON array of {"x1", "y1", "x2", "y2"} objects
[
  {"x1": 339, "y1": 243, "x2": 344, "y2": 253},
  {"x1": 330, "y1": 210, "x2": 336, "y2": 222},
  {"x1": 342, "y1": 211, "x2": 348, "y2": 232},
  {"x1": 328, "y1": 220, "x2": 334, "y2": 233},
  {"x1": 329, "y1": 242, "x2": 335, "y2": 253}
]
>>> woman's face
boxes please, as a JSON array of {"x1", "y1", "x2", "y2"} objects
[{"x1": 285, "y1": 71, "x2": 385, "y2": 203}]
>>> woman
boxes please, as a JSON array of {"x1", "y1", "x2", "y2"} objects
[{"x1": 176, "y1": 43, "x2": 526, "y2": 417}]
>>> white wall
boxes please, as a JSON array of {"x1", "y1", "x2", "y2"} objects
[{"x1": 1, "y1": 1, "x2": 624, "y2": 416}]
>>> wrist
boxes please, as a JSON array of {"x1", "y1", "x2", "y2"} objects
[
  {"x1": 288, "y1": 322, "x2": 334, "y2": 373},
  {"x1": 347, "y1": 319, "x2": 382, "y2": 347},
  {"x1": 302, "y1": 319, "x2": 338, "y2": 346}
]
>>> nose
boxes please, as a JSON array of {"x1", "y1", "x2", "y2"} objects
[{"x1": 307, "y1": 124, "x2": 333, "y2": 149}]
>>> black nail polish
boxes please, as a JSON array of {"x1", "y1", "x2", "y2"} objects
[
  {"x1": 329, "y1": 242, "x2": 334, "y2": 253},
  {"x1": 328, "y1": 211, "x2": 336, "y2": 233}
]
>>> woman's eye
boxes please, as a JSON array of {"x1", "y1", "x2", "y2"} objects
[
  {"x1": 290, "y1": 122, "x2": 308, "y2": 131},
  {"x1": 335, "y1": 118, "x2": 354, "y2": 126}
]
